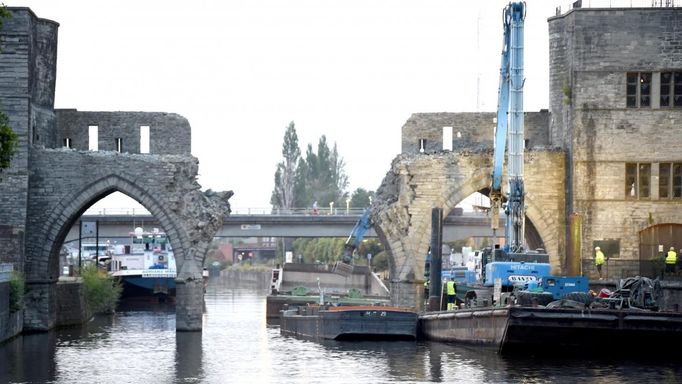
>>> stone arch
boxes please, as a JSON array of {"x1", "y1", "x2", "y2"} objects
[
  {"x1": 373, "y1": 151, "x2": 565, "y2": 306},
  {"x1": 33, "y1": 174, "x2": 190, "y2": 284},
  {"x1": 23, "y1": 149, "x2": 231, "y2": 332}
]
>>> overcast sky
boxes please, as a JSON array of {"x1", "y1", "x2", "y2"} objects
[{"x1": 15, "y1": 0, "x2": 585, "y2": 210}]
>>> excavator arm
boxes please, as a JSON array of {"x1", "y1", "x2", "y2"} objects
[{"x1": 490, "y1": 2, "x2": 526, "y2": 253}]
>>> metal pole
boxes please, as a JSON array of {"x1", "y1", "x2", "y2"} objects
[
  {"x1": 95, "y1": 220, "x2": 99, "y2": 265},
  {"x1": 428, "y1": 208, "x2": 443, "y2": 311},
  {"x1": 78, "y1": 219, "x2": 82, "y2": 270}
]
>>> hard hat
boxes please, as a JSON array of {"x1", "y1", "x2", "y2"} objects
[
  {"x1": 671, "y1": 246, "x2": 675, "y2": 251},
  {"x1": 595, "y1": 246, "x2": 600, "y2": 250}
]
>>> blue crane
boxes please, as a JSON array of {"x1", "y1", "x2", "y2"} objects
[
  {"x1": 333, "y1": 208, "x2": 372, "y2": 276},
  {"x1": 342, "y1": 208, "x2": 372, "y2": 264},
  {"x1": 490, "y1": 2, "x2": 526, "y2": 254}
]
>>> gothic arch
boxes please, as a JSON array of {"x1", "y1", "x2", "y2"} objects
[{"x1": 29, "y1": 174, "x2": 190, "y2": 283}]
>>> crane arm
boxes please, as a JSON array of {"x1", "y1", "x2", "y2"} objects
[
  {"x1": 491, "y1": 2, "x2": 526, "y2": 253},
  {"x1": 490, "y1": 4, "x2": 513, "y2": 233},
  {"x1": 341, "y1": 208, "x2": 372, "y2": 264}
]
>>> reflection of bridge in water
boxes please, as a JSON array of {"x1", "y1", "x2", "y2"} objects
[{"x1": 65, "y1": 207, "x2": 503, "y2": 245}]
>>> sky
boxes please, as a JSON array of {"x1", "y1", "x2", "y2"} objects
[{"x1": 13, "y1": 0, "x2": 586, "y2": 211}]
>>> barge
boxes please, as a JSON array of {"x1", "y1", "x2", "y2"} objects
[
  {"x1": 267, "y1": 262, "x2": 391, "y2": 323},
  {"x1": 281, "y1": 305, "x2": 418, "y2": 340},
  {"x1": 419, "y1": 305, "x2": 682, "y2": 355}
]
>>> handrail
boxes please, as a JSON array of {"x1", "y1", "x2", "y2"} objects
[{"x1": 83, "y1": 206, "x2": 372, "y2": 216}]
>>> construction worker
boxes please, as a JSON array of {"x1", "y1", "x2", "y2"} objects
[
  {"x1": 423, "y1": 279, "x2": 429, "y2": 298},
  {"x1": 665, "y1": 246, "x2": 677, "y2": 275},
  {"x1": 594, "y1": 246, "x2": 605, "y2": 279},
  {"x1": 446, "y1": 277, "x2": 457, "y2": 310}
]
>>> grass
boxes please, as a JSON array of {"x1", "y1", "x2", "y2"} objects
[{"x1": 9, "y1": 270, "x2": 24, "y2": 313}]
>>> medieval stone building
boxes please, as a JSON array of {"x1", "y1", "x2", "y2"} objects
[
  {"x1": 0, "y1": 7, "x2": 230, "y2": 334},
  {"x1": 387, "y1": 4, "x2": 682, "y2": 285}
]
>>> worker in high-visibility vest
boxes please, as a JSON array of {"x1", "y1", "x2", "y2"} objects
[
  {"x1": 446, "y1": 277, "x2": 457, "y2": 310},
  {"x1": 594, "y1": 246, "x2": 605, "y2": 279},
  {"x1": 666, "y1": 246, "x2": 677, "y2": 275}
]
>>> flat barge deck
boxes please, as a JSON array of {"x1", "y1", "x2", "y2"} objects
[
  {"x1": 281, "y1": 305, "x2": 418, "y2": 340},
  {"x1": 419, "y1": 306, "x2": 682, "y2": 355}
]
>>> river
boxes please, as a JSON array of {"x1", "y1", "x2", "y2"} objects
[{"x1": 1, "y1": 276, "x2": 681, "y2": 383}]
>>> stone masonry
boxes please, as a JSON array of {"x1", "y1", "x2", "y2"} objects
[
  {"x1": 373, "y1": 5, "x2": 682, "y2": 307},
  {"x1": 373, "y1": 149, "x2": 565, "y2": 306},
  {"x1": 549, "y1": 7, "x2": 682, "y2": 277},
  {"x1": 0, "y1": 8, "x2": 232, "y2": 332}
]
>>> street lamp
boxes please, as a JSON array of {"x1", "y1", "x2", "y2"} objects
[
  {"x1": 329, "y1": 201, "x2": 334, "y2": 215},
  {"x1": 346, "y1": 198, "x2": 351, "y2": 215}
]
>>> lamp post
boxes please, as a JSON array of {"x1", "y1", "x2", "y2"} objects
[
  {"x1": 329, "y1": 201, "x2": 334, "y2": 215},
  {"x1": 346, "y1": 198, "x2": 350, "y2": 215}
]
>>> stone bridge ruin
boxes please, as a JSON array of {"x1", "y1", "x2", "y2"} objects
[
  {"x1": 0, "y1": 8, "x2": 231, "y2": 332},
  {"x1": 372, "y1": 112, "x2": 566, "y2": 307}
]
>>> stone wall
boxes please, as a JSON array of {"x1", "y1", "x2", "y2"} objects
[
  {"x1": 549, "y1": 7, "x2": 682, "y2": 273},
  {"x1": 373, "y1": 149, "x2": 566, "y2": 295},
  {"x1": 55, "y1": 279, "x2": 91, "y2": 327},
  {"x1": 1, "y1": 7, "x2": 230, "y2": 332},
  {"x1": 0, "y1": 281, "x2": 23, "y2": 344},
  {"x1": 56, "y1": 110, "x2": 191, "y2": 155},
  {"x1": 22, "y1": 148, "x2": 231, "y2": 331},
  {"x1": 401, "y1": 111, "x2": 551, "y2": 154},
  {"x1": 0, "y1": 8, "x2": 58, "y2": 270}
]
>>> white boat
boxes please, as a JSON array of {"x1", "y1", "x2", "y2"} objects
[{"x1": 108, "y1": 227, "x2": 177, "y2": 298}]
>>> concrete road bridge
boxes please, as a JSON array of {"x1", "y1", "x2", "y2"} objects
[{"x1": 66, "y1": 208, "x2": 503, "y2": 244}]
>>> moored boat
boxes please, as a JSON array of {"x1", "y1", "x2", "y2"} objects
[
  {"x1": 419, "y1": 305, "x2": 682, "y2": 355},
  {"x1": 281, "y1": 305, "x2": 418, "y2": 340},
  {"x1": 108, "y1": 227, "x2": 176, "y2": 299}
]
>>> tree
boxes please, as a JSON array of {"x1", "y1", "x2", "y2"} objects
[
  {"x1": 0, "y1": 112, "x2": 17, "y2": 170},
  {"x1": 350, "y1": 188, "x2": 375, "y2": 209},
  {"x1": 270, "y1": 122, "x2": 300, "y2": 209},
  {"x1": 294, "y1": 135, "x2": 348, "y2": 209}
]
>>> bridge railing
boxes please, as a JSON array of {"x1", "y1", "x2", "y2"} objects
[{"x1": 83, "y1": 206, "x2": 371, "y2": 216}]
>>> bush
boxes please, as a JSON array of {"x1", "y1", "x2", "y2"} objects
[
  {"x1": 80, "y1": 265, "x2": 121, "y2": 314},
  {"x1": 9, "y1": 270, "x2": 24, "y2": 312}
]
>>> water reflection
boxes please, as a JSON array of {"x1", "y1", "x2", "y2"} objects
[
  {"x1": 1, "y1": 281, "x2": 682, "y2": 383},
  {"x1": 175, "y1": 332, "x2": 203, "y2": 381},
  {"x1": 0, "y1": 331, "x2": 57, "y2": 383}
]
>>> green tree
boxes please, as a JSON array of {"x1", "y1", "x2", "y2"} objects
[
  {"x1": 350, "y1": 188, "x2": 375, "y2": 209},
  {"x1": 0, "y1": 112, "x2": 18, "y2": 170},
  {"x1": 270, "y1": 122, "x2": 301, "y2": 209},
  {"x1": 295, "y1": 136, "x2": 348, "y2": 209}
]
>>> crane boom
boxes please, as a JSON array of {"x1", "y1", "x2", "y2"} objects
[{"x1": 490, "y1": 2, "x2": 526, "y2": 253}]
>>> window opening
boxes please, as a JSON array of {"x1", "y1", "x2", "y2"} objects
[
  {"x1": 140, "y1": 125, "x2": 150, "y2": 154},
  {"x1": 116, "y1": 138, "x2": 123, "y2": 153},
  {"x1": 626, "y1": 72, "x2": 652, "y2": 108},
  {"x1": 442, "y1": 127, "x2": 453, "y2": 151},
  {"x1": 625, "y1": 163, "x2": 651, "y2": 199},
  {"x1": 419, "y1": 139, "x2": 426, "y2": 153},
  {"x1": 63, "y1": 138, "x2": 72, "y2": 148},
  {"x1": 88, "y1": 125, "x2": 98, "y2": 151}
]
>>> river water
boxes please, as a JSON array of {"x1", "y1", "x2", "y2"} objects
[{"x1": 1, "y1": 277, "x2": 681, "y2": 384}]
